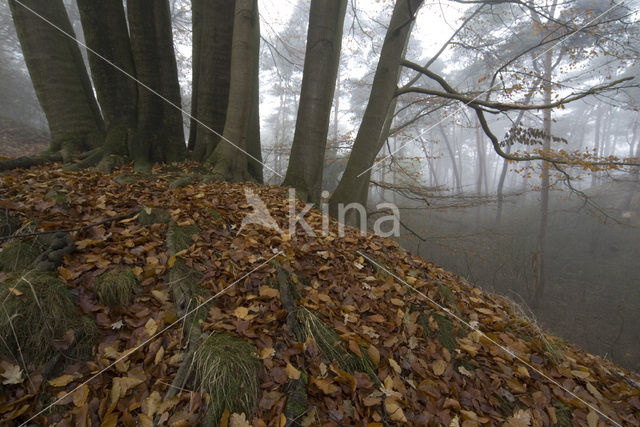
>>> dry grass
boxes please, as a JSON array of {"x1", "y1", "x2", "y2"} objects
[
  {"x1": 94, "y1": 266, "x2": 140, "y2": 308},
  {"x1": 0, "y1": 272, "x2": 96, "y2": 363},
  {"x1": 194, "y1": 333, "x2": 261, "y2": 423}
]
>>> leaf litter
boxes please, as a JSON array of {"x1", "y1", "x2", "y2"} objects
[{"x1": 0, "y1": 162, "x2": 638, "y2": 426}]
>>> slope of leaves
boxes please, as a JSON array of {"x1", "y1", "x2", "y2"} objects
[{"x1": 0, "y1": 162, "x2": 638, "y2": 426}]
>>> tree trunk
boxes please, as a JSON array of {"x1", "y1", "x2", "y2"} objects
[
  {"x1": 188, "y1": 0, "x2": 203, "y2": 151},
  {"x1": 245, "y1": 3, "x2": 263, "y2": 183},
  {"x1": 8, "y1": 0, "x2": 104, "y2": 161},
  {"x1": 438, "y1": 123, "x2": 461, "y2": 192},
  {"x1": 329, "y1": 0, "x2": 423, "y2": 225},
  {"x1": 283, "y1": 0, "x2": 347, "y2": 204},
  {"x1": 76, "y1": 0, "x2": 137, "y2": 170},
  {"x1": 532, "y1": 47, "x2": 553, "y2": 308},
  {"x1": 190, "y1": 0, "x2": 234, "y2": 162},
  {"x1": 205, "y1": 0, "x2": 261, "y2": 182},
  {"x1": 127, "y1": 0, "x2": 185, "y2": 171}
]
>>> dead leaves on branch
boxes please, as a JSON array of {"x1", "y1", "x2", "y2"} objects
[{"x1": 0, "y1": 163, "x2": 638, "y2": 425}]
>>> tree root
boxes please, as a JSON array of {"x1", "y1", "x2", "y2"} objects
[{"x1": 0, "y1": 151, "x2": 62, "y2": 171}]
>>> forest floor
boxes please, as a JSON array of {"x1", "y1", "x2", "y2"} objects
[
  {"x1": 0, "y1": 117, "x2": 48, "y2": 158},
  {"x1": 0, "y1": 162, "x2": 639, "y2": 426}
]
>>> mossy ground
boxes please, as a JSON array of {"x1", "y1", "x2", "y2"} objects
[
  {"x1": 0, "y1": 272, "x2": 96, "y2": 364},
  {"x1": 166, "y1": 223, "x2": 200, "y2": 255},
  {"x1": 195, "y1": 333, "x2": 261, "y2": 424},
  {"x1": 94, "y1": 266, "x2": 140, "y2": 308},
  {"x1": 137, "y1": 206, "x2": 171, "y2": 225}
]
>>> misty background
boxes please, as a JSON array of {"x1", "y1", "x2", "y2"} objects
[{"x1": 0, "y1": 0, "x2": 638, "y2": 371}]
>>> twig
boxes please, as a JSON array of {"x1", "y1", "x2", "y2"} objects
[{"x1": 0, "y1": 208, "x2": 141, "y2": 242}]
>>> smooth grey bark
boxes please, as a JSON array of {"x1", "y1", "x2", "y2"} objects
[
  {"x1": 329, "y1": 0, "x2": 423, "y2": 225},
  {"x1": 76, "y1": 0, "x2": 137, "y2": 170},
  {"x1": 188, "y1": 0, "x2": 203, "y2": 151},
  {"x1": 205, "y1": 0, "x2": 261, "y2": 182},
  {"x1": 283, "y1": 0, "x2": 347, "y2": 204},
  {"x1": 190, "y1": 0, "x2": 235, "y2": 162},
  {"x1": 127, "y1": 0, "x2": 185, "y2": 171},
  {"x1": 7, "y1": 0, "x2": 104, "y2": 162}
]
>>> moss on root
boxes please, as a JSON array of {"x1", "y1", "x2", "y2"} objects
[
  {"x1": 0, "y1": 240, "x2": 41, "y2": 272},
  {"x1": 137, "y1": 206, "x2": 171, "y2": 226},
  {"x1": 94, "y1": 266, "x2": 140, "y2": 308},
  {"x1": 195, "y1": 333, "x2": 261, "y2": 424},
  {"x1": 166, "y1": 222, "x2": 200, "y2": 255},
  {"x1": 167, "y1": 257, "x2": 208, "y2": 327},
  {"x1": 0, "y1": 272, "x2": 96, "y2": 364}
]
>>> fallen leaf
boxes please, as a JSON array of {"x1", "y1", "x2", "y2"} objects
[
  {"x1": 230, "y1": 412, "x2": 252, "y2": 427},
  {"x1": 233, "y1": 306, "x2": 249, "y2": 320},
  {"x1": 72, "y1": 384, "x2": 89, "y2": 407},
  {"x1": 384, "y1": 397, "x2": 407, "y2": 423},
  {"x1": 48, "y1": 374, "x2": 75, "y2": 387},
  {"x1": 432, "y1": 359, "x2": 447, "y2": 376},
  {"x1": 286, "y1": 363, "x2": 301, "y2": 380},
  {"x1": 388, "y1": 358, "x2": 401, "y2": 374},
  {"x1": 1, "y1": 363, "x2": 24, "y2": 385},
  {"x1": 144, "y1": 318, "x2": 158, "y2": 336}
]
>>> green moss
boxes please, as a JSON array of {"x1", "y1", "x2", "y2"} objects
[
  {"x1": 195, "y1": 333, "x2": 261, "y2": 424},
  {"x1": 44, "y1": 188, "x2": 67, "y2": 206},
  {"x1": 113, "y1": 174, "x2": 138, "y2": 186},
  {"x1": 167, "y1": 257, "x2": 208, "y2": 326},
  {"x1": 168, "y1": 174, "x2": 198, "y2": 189},
  {"x1": 284, "y1": 371, "x2": 308, "y2": 421},
  {"x1": 94, "y1": 266, "x2": 140, "y2": 308},
  {"x1": 137, "y1": 206, "x2": 171, "y2": 225},
  {"x1": 166, "y1": 223, "x2": 200, "y2": 255},
  {"x1": 0, "y1": 272, "x2": 93, "y2": 363},
  {"x1": 438, "y1": 284, "x2": 457, "y2": 310},
  {"x1": 419, "y1": 311, "x2": 457, "y2": 353},
  {"x1": 553, "y1": 400, "x2": 572, "y2": 426},
  {"x1": 0, "y1": 240, "x2": 41, "y2": 272}
]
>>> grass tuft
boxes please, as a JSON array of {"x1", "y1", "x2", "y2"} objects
[
  {"x1": 195, "y1": 333, "x2": 261, "y2": 423},
  {"x1": 418, "y1": 311, "x2": 457, "y2": 353},
  {"x1": 0, "y1": 272, "x2": 95, "y2": 363},
  {"x1": 94, "y1": 266, "x2": 140, "y2": 308},
  {"x1": 0, "y1": 240, "x2": 40, "y2": 272},
  {"x1": 292, "y1": 307, "x2": 376, "y2": 378}
]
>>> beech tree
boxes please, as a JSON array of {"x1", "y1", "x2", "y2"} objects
[
  {"x1": 204, "y1": 0, "x2": 262, "y2": 183},
  {"x1": 283, "y1": 0, "x2": 347, "y2": 204},
  {"x1": 5, "y1": 0, "x2": 103, "y2": 167},
  {"x1": 329, "y1": 0, "x2": 424, "y2": 224},
  {"x1": 188, "y1": 0, "x2": 234, "y2": 162},
  {"x1": 75, "y1": 0, "x2": 137, "y2": 171}
]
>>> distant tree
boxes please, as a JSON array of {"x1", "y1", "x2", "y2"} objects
[{"x1": 283, "y1": 0, "x2": 347, "y2": 204}]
